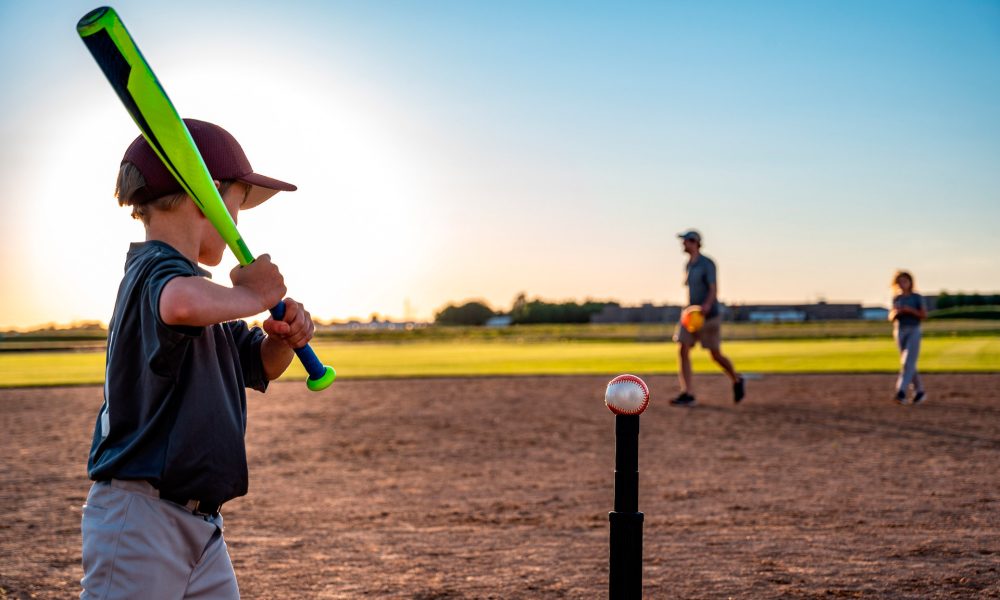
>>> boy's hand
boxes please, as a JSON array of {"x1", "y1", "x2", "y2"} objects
[
  {"x1": 230, "y1": 254, "x2": 287, "y2": 311},
  {"x1": 263, "y1": 298, "x2": 315, "y2": 349}
]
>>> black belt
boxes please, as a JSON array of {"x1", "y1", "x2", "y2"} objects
[
  {"x1": 99, "y1": 479, "x2": 222, "y2": 517},
  {"x1": 158, "y1": 491, "x2": 222, "y2": 517}
]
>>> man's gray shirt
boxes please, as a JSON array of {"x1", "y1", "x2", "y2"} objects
[
  {"x1": 685, "y1": 254, "x2": 720, "y2": 319},
  {"x1": 87, "y1": 241, "x2": 268, "y2": 506}
]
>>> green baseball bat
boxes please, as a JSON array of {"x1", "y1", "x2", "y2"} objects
[{"x1": 77, "y1": 6, "x2": 335, "y2": 391}]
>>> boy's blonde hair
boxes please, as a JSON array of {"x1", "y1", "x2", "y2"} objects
[
  {"x1": 115, "y1": 162, "x2": 186, "y2": 224},
  {"x1": 891, "y1": 270, "x2": 916, "y2": 293}
]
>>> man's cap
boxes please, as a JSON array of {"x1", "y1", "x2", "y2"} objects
[
  {"x1": 121, "y1": 119, "x2": 296, "y2": 208},
  {"x1": 677, "y1": 229, "x2": 702, "y2": 242}
]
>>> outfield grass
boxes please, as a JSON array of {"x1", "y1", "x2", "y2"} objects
[
  {"x1": 311, "y1": 318, "x2": 1000, "y2": 342},
  {"x1": 1, "y1": 336, "x2": 997, "y2": 388},
  {"x1": 4, "y1": 319, "x2": 1000, "y2": 349}
]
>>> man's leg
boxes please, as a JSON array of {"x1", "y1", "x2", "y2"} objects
[
  {"x1": 671, "y1": 323, "x2": 697, "y2": 405},
  {"x1": 679, "y1": 342, "x2": 693, "y2": 394},
  {"x1": 670, "y1": 342, "x2": 697, "y2": 406},
  {"x1": 702, "y1": 317, "x2": 744, "y2": 402},
  {"x1": 708, "y1": 348, "x2": 738, "y2": 382},
  {"x1": 709, "y1": 347, "x2": 745, "y2": 403}
]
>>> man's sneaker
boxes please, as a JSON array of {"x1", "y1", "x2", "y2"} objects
[
  {"x1": 670, "y1": 392, "x2": 696, "y2": 407},
  {"x1": 912, "y1": 390, "x2": 926, "y2": 405},
  {"x1": 733, "y1": 377, "x2": 746, "y2": 404},
  {"x1": 894, "y1": 390, "x2": 907, "y2": 405}
]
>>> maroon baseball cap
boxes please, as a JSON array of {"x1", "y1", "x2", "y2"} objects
[{"x1": 121, "y1": 118, "x2": 296, "y2": 208}]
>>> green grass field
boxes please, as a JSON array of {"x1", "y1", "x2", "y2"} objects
[
  {"x1": 1, "y1": 336, "x2": 997, "y2": 388},
  {"x1": 5, "y1": 319, "x2": 1000, "y2": 347}
]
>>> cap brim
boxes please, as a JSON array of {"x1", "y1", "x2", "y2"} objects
[{"x1": 238, "y1": 173, "x2": 297, "y2": 209}]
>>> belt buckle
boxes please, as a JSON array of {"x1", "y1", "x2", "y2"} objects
[
  {"x1": 192, "y1": 500, "x2": 221, "y2": 517},
  {"x1": 164, "y1": 494, "x2": 219, "y2": 517}
]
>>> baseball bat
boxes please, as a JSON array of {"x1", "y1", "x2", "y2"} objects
[{"x1": 77, "y1": 6, "x2": 335, "y2": 392}]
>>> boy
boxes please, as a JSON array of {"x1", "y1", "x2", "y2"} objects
[{"x1": 81, "y1": 119, "x2": 315, "y2": 599}]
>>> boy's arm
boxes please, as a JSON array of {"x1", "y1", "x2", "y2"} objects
[
  {"x1": 160, "y1": 277, "x2": 269, "y2": 326},
  {"x1": 160, "y1": 255, "x2": 286, "y2": 327},
  {"x1": 259, "y1": 337, "x2": 295, "y2": 382}
]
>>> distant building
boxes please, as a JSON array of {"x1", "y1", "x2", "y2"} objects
[
  {"x1": 727, "y1": 302, "x2": 862, "y2": 322},
  {"x1": 746, "y1": 309, "x2": 807, "y2": 323},
  {"x1": 485, "y1": 315, "x2": 513, "y2": 328},
  {"x1": 593, "y1": 302, "x2": 871, "y2": 324},
  {"x1": 861, "y1": 306, "x2": 890, "y2": 321},
  {"x1": 590, "y1": 303, "x2": 682, "y2": 324},
  {"x1": 317, "y1": 319, "x2": 428, "y2": 332}
]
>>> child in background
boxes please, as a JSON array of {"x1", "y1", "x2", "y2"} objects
[{"x1": 889, "y1": 270, "x2": 927, "y2": 405}]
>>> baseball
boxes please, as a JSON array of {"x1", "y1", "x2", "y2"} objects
[
  {"x1": 605, "y1": 374, "x2": 650, "y2": 415},
  {"x1": 681, "y1": 305, "x2": 704, "y2": 333}
]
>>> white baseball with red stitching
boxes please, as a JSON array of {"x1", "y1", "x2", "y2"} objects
[{"x1": 605, "y1": 374, "x2": 650, "y2": 415}]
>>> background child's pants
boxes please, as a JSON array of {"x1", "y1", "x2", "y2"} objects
[{"x1": 894, "y1": 325, "x2": 922, "y2": 393}]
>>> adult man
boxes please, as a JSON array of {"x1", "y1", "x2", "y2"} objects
[{"x1": 671, "y1": 229, "x2": 745, "y2": 406}]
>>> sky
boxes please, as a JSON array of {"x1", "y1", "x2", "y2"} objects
[{"x1": 0, "y1": 0, "x2": 998, "y2": 328}]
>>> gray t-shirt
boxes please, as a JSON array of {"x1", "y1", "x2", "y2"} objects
[
  {"x1": 87, "y1": 241, "x2": 268, "y2": 506},
  {"x1": 892, "y1": 293, "x2": 926, "y2": 328},
  {"x1": 685, "y1": 254, "x2": 719, "y2": 319}
]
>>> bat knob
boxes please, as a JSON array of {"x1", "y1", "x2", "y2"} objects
[{"x1": 306, "y1": 365, "x2": 337, "y2": 392}]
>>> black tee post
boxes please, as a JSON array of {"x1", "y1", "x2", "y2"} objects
[{"x1": 609, "y1": 413, "x2": 643, "y2": 599}]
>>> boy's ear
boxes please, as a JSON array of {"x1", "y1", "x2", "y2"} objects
[{"x1": 213, "y1": 179, "x2": 222, "y2": 189}]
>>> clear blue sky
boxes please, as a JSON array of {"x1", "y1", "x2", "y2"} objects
[{"x1": 0, "y1": 0, "x2": 998, "y2": 328}]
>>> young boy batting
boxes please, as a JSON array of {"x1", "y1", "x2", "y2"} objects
[{"x1": 81, "y1": 119, "x2": 316, "y2": 599}]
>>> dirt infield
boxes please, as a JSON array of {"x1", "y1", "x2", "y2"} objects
[{"x1": 1, "y1": 374, "x2": 998, "y2": 599}]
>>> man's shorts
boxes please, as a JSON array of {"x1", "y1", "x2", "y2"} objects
[{"x1": 674, "y1": 315, "x2": 723, "y2": 351}]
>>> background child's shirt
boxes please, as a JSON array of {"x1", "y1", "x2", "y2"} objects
[{"x1": 892, "y1": 293, "x2": 926, "y2": 328}]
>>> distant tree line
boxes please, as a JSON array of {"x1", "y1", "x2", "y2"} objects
[
  {"x1": 434, "y1": 301, "x2": 497, "y2": 326},
  {"x1": 935, "y1": 292, "x2": 1000, "y2": 310},
  {"x1": 434, "y1": 293, "x2": 617, "y2": 326},
  {"x1": 509, "y1": 294, "x2": 614, "y2": 324}
]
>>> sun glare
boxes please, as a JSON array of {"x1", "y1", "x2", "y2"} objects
[{"x1": 159, "y1": 41, "x2": 441, "y2": 323}]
